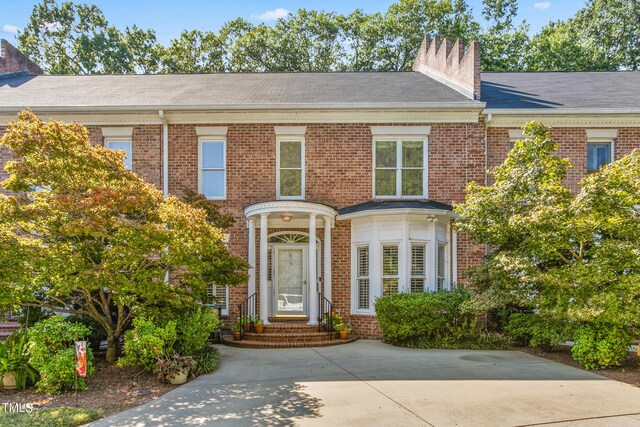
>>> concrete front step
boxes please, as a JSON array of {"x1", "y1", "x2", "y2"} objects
[
  {"x1": 263, "y1": 322, "x2": 319, "y2": 334},
  {"x1": 222, "y1": 334, "x2": 358, "y2": 349},
  {"x1": 243, "y1": 331, "x2": 339, "y2": 342}
]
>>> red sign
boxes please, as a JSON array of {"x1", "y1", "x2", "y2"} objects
[{"x1": 74, "y1": 340, "x2": 87, "y2": 377}]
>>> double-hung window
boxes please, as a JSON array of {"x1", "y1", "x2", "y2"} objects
[
  {"x1": 103, "y1": 127, "x2": 134, "y2": 171},
  {"x1": 356, "y1": 246, "x2": 370, "y2": 310},
  {"x1": 382, "y1": 244, "x2": 399, "y2": 295},
  {"x1": 106, "y1": 140, "x2": 133, "y2": 170},
  {"x1": 199, "y1": 140, "x2": 226, "y2": 199},
  {"x1": 371, "y1": 127, "x2": 430, "y2": 198},
  {"x1": 586, "y1": 129, "x2": 616, "y2": 174},
  {"x1": 275, "y1": 127, "x2": 306, "y2": 200},
  {"x1": 436, "y1": 243, "x2": 446, "y2": 291}
]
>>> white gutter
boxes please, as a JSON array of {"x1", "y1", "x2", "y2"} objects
[
  {"x1": 482, "y1": 108, "x2": 640, "y2": 115},
  {"x1": 158, "y1": 110, "x2": 169, "y2": 197}
]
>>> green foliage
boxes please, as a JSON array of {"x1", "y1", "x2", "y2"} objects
[
  {"x1": 119, "y1": 317, "x2": 177, "y2": 372},
  {"x1": 192, "y1": 346, "x2": 221, "y2": 376},
  {"x1": 456, "y1": 121, "x2": 640, "y2": 369},
  {"x1": 0, "y1": 406, "x2": 103, "y2": 427},
  {"x1": 504, "y1": 313, "x2": 569, "y2": 349},
  {"x1": 35, "y1": 347, "x2": 94, "y2": 394},
  {"x1": 0, "y1": 331, "x2": 38, "y2": 390},
  {"x1": 155, "y1": 353, "x2": 194, "y2": 383},
  {"x1": 375, "y1": 289, "x2": 481, "y2": 345},
  {"x1": 174, "y1": 307, "x2": 220, "y2": 356},
  {"x1": 572, "y1": 324, "x2": 632, "y2": 370},
  {"x1": 26, "y1": 316, "x2": 94, "y2": 394},
  {"x1": 0, "y1": 111, "x2": 248, "y2": 362}
]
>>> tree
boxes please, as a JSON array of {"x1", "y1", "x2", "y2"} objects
[
  {"x1": 161, "y1": 30, "x2": 225, "y2": 73},
  {"x1": 18, "y1": 0, "x2": 161, "y2": 74},
  {"x1": 479, "y1": 0, "x2": 529, "y2": 71},
  {"x1": 455, "y1": 122, "x2": 640, "y2": 368},
  {"x1": 0, "y1": 111, "x2": 248, "y2": 362}
]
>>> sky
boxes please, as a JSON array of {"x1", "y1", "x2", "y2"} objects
[{"x1": 1, "y1": 0, "x2": 587, "y2": 46}]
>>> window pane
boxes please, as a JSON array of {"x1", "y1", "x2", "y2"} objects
[
  {"x1": 357, "y1": 246, "x2": 369, "y2": 276},
  {"x1": 107, "y1": 141, "x2": 132, "y2": 170},
  {"x1": 358, "y1": 279, "x2": 369, "y2": 310},
  {"x1": 402, "y1": 141, "x2": 423, "y2": 167},
  {"x1": 375, "y1": 141, "x2": 397, "y2": 167},
  {"x1": 437, "y1": 244, "x2": 446, "y2": 291},
  {"x1": 202, "y1": 170, "x2": 225, "y2": 198},
  {"x1": 383, "y1": 279, "x2": 399, "y2": 295},
  {"x1": 375, "y1": 169, "x2": 396, "y2": 196},
  {"x1": 402, "y1": 169, "x2": 423, "y2": 196},
  {"x1": 202, "y1": 141, "x2": 225, "y2": 169},
  {"x1": 382, "y1": 245, "x2": 398, "y2": 276},
  {"x1": 587, "y1": 143, "x2": 610, "y2": 173},
  {"x1": 280, "y1": 140, "x2": 302, "y2": 168},
  {"x1": 410, "y1": 278, "x2": 425, "y2": 293},
  {"x1": 280, "y1": 169, "x2": 302, "y2": 196},
  {"x1": 411, "y1": 245, "x2": 425, "y2": 275}
]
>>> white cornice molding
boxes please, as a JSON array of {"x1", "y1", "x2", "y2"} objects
[
  {"x1": 244, "y1": 200, "x2": 337, "y2": 226},
  {"x1": 338, "y1": 208, "x2": 459, "y2": 221},
  {"x1": 371, "y1": 126, "x2": 431, "y2": 136},
  {"x1": 274, "y1": 126, "x2": 307, "y2": 137},
  {"x1": 485, "y1": 113, "x2": 640, "y2": 128},
  {"x1": 101, "y1": 127, "x2": 133, "y2": 138},
  {"x1": 0, "y1": 110, "x2": 481, "y2": 126},
  {"x1": 195, "y1": 126, "x2": 228, "y2": 138}
]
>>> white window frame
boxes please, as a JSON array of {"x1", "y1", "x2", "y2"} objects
[
  {"x1": 436, "y1": 242, "x2": 448, "y2": 291},
  {"x1": 105, "y1": 138, "x2": 133, "y2": 170},
  {"x1": 198, "y1": 138, "x2": 227, "y2": 200},
  {"x1": 586, "y1": 129, "x2": 616, "y2": 174},
  {"x1": 352, "y1": 243, "x2": 372, "y2": 314},
  {"x1": 276, "y1": 137, "x2": 305, "y2": 200},
  {"x1": 372, "y1": 137, "x2": 428, "y2": 199},
  {"x1": 381, "y1": 242, "x2": 400, "y2": 296},
  {"x1": 205, "y1": 233, "x2": 231, "y2": 316}
]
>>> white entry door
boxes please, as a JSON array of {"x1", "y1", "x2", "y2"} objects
[{"x1": 274, "y1": 245, "x2": 307, "y2": 316}]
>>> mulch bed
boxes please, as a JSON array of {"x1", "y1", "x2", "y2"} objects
[
  {"x1": 0, "y1": 360, "x2": 178, "y2": 418},
  {"x1": 518, "y1": 345, "x2": 640, "y2": 388}
]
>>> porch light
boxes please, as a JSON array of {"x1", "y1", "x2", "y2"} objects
[{"x1": 281, "y1": 213, "x2": 293, "y2": 222}]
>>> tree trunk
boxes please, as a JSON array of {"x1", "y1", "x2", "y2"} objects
[{"x1": 106, "y1": 335, "x2": 119, "y2": 363}]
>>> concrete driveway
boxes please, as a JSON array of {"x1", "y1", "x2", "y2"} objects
[{"x1": 93, "y1": 340, "x2": 640, "y2": 426}]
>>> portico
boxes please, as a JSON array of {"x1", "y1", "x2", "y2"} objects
[{"x1": 244, "y1": 201, "x2": 337, "y2": 325}]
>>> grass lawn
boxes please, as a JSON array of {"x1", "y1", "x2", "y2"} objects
[{"x1": 0, "y1": 407, "x2": 103, "y2": 427}]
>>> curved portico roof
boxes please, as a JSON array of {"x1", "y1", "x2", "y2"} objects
[{"x1": 244, "y1": 200, "x2": 338, "y2": 228}]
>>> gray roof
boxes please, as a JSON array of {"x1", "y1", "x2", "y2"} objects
[
  {"x1": 338, "y1": 200, "x2": 453, "y2": 216},
  {"x1": 481, "y1": 71, "x2": 640, "y2": 110},
  {"x1": 0, "y1": 71, "x2": 476, "y2": 110}
]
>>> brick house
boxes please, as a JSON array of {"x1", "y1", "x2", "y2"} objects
[{"x1": 1, "y1": 37, "x2": 639, "y2": 342}]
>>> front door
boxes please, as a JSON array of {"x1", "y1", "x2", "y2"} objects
[{"x1": 274, "y1": 245, "x2": 307, "y2": 316}]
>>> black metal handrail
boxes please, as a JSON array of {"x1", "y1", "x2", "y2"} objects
[
  {"x1": 238, "y1": 293, "x2": 256, "y2": 340},
  {"x1": 318, "y1": 292, "x2": 333, "y2": 341}
]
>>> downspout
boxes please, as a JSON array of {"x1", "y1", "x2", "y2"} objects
[{"x1": 158, "y1": 110, "x2": 169, "y2": 197}]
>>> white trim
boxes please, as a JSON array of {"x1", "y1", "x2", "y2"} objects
[
  {"x1": 101, "y1": 127, "x2": 133, "y2": 138},
  {"x1": 198, "y1": 138, "x2": 227, "y2": 200},
  {"x1": 372, "y1": 137, "x2": 428, "y2": 199},
  {"x1": 276, "y1": 137, "x2": 306, "y2": 200},
  {"x1": 273, "y1": 244, "x2": 308, "y2": 317},
  {"x1": 370, "y1": 126, "x2": 431, "y2": 137},
  {"x1": 245, "y1": 201, "x2": 337, "y2": 225},
  {"x1": 484, "y1": 112, "x2": 640, "y2": 128},
  {"x1": 274, "y1": 126, "x2": 307, "y2": 137},
  {"x1": 0, "y1": 110, "x2": 482, "y2": 126},
  {"x1": 196, "y1": 126, "x2": 228, "y2": 138},
  {"x1": 586, "y1": 129, "x2": 618, "y2": 141},
  {"x1": 508, "y1": 129, "x2": 525, "y2": 141}
]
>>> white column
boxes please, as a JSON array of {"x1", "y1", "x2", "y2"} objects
[
  {"x1": 307, "y1": 214, "x2": 318, "y2": 325},
  {"x1": 247, "y1": 218, "x2": 256, "y2": 317},
  {"x1": 323, "y1": 217, "x2": 332, "y2": 302},
  {"x1": 259, "y1": 213, "x2": 270, "y2": 325}
]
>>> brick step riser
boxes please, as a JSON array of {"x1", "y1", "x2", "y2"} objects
[
  {"x1": 243, "y1": 333, "x2": 337, "y2": 342},
  {"x1": 222, "y1": 335, "x2": 358, "y2": 349},
  {"x1": 268, "y1": 318, "x2": 310, "y2": 323}
]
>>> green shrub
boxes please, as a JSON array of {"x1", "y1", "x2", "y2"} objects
[
  {"x1": 375, "y1": 289, "x2": 482, "y2": 346},
  {"x1": 571, "y1": 323, "x2": 632, "y2": 370},
  {"x1": 192, "y1": 346, "x2": 220, "y2": 376},
  {"x1": 27, "y1": 316, "x2": 94, "y2": 394},
  {"x1": 505, "y1": 313, "x2": 569, "y2": 349},
  {"x1": 119, "y1": 317, "x2": 177, "y2": 371},
  {"x1": 175, "y1": 307, "x2": 220, "y2": 355},
  {"x1": 0, "y1": 331, "x2": 38, "y2": 390}
]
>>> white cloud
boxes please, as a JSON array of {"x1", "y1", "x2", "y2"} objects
[
  {"x1": 2, "y1": 24, "x2": 19, "y2": 34},
  {"x1": 534, "y1": 2, "x2": 551, "y2": 10},
  {"x1": 43, "y1": 22, "x2": 63, "y2": 31},
  {"x1": 255, "y1": 8, "x2": 290, "y2": 21}
]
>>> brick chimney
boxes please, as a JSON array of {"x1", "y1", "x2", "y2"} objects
[
  {"x1": 0, "y1": 39, "x2": 43, "y2": 76},
  {"x1": 412, "y1": 36, "x2": 480, "y2": 100}
]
